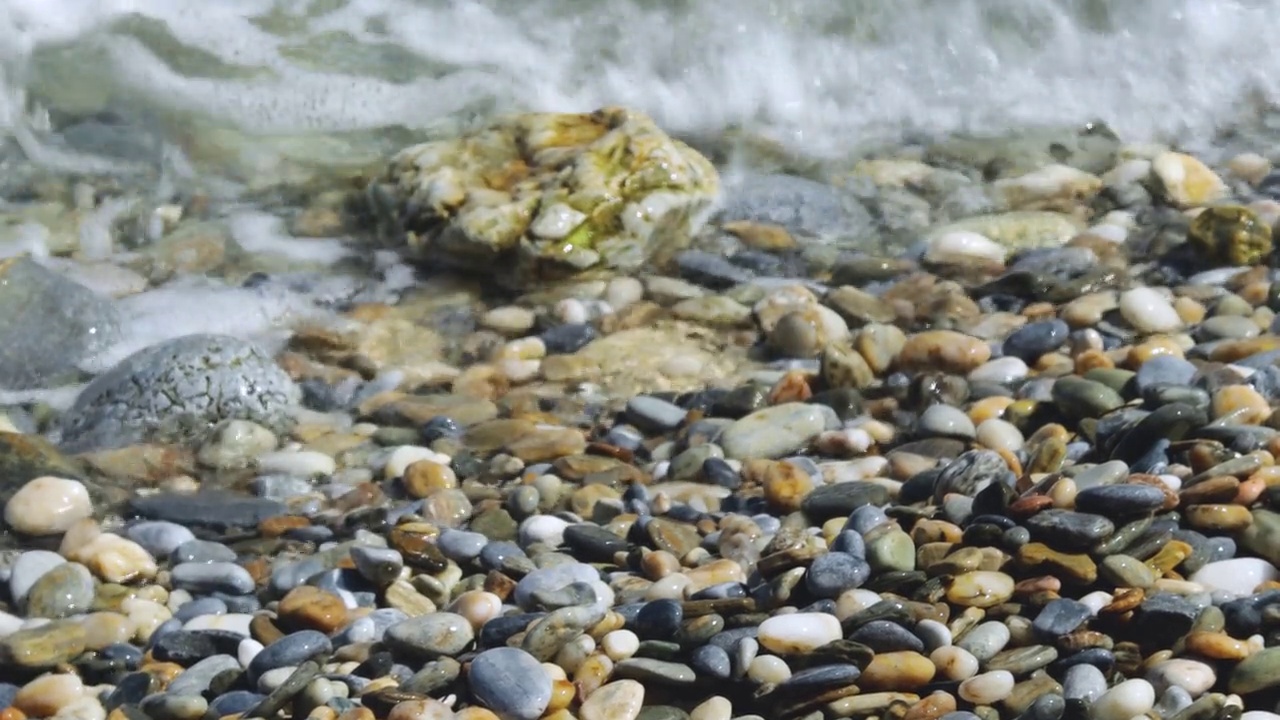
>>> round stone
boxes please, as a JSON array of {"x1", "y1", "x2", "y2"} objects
[
  {"x1": 4, "y1": 477, "x2": 92, "y2": 536},
  {"x1": 1119, "y1": 288, "x2": 1182, "y2": 334},
  {"x1": 468, "y1": 647, "x2": 553, "y2": 720},
  {"x1": 757, "y1": 612, "x2": 842, "y2": 654}
]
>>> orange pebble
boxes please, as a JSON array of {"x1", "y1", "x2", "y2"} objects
[{"x1": 1236, "y1": 476, "x2": 1267, "y2": 505}]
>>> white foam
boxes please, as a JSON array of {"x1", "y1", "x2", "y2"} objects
[
  {"x1": 226, "y1": 210, "x2": 351, "y2": 265},
  {"x1": 1, "y1": 0, "x2": 1278, "y2": 160}
]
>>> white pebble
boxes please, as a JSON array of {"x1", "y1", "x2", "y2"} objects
[
  {"x1": 959, "y1": 670, "x2": 1015, "y2": 704},
  {"x1": 555, "y1": 298, "x2": 589, "y2": 325},
  {"x1": 185, "y1": 613, "x2": 254, "y2": 637},
  {"x1": 926, "y1": 231, "x2": 1006, "y2": 264},
  {"x1": 602, "y1": 630, "x2": 640, "y2": 661},
  {"x1": 1092, "y1": 678, "x2": 1155, "y2": 720},
  {"x1": 1189, "y1": 558, "x2": 1280, "y2": 598},
  {"x1": 976, "y1": 419, "x2": 1024, "y2": 454},
  {"x1": 519, "y1": 515, "x2": 569, "y2": 548},
  {"x1": 1119, "y1": 287, "x2": 1182, "y2": 334},
  {"x1": 256, "y1": 450, "x2": 336, "y2": 477},
  {"x1": 1147, "y1": 658, "x2": 1215, "y2": 696},
  {"x1": 0, "y1": 610, "x2": 24, "y2": 637},
  {"x1": 238, "y1": 637, "x2": 264, "y2": 668},
  {"x1": 606, "y1": 277, "x2": 644, "y2": 310},
  {"x1": 968, "y1": 356, "x2": 1029, "y2": 385},
  {"x1": 758, "y1": 613, "x2": 842, "y2": 654},
  {"x1": 691, "y1": 696, "x2": 732, "y2": 720},
  {"x1": 4, "y1": 476, "x2": 92, "y2": 536},
  {"x1": 1078, "y1": 591, "x2": 1113, "y2": 615},
  {"x1": 931, "y1": 646, "x2": 979, "y2": 681},
  {"x1": 746, "y1": 655, "x2": 791, "y2": 684}
]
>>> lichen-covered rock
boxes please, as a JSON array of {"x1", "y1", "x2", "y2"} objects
[
  {"x1": 367, "y1": 106, "x2": 719, "y2": 288},
  {"x1": 57, "y1": 334, "x2": 299, "y2": 453},
  {"x1": 0, "y1": 257, "x2": 120, "y2": 390},
  {"x1": 1186, "y1": 205, "x2": 1273, "y2": 267}
]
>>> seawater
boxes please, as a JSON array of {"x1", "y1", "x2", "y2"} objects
[
  {"x1": 0, "y1": 0, "x2": 1278, "y2": 397},
  {"x1": 2, "y1": 0, "x2": 1280, "y2": 163}
]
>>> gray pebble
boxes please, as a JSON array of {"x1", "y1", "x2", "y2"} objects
[
  {"x1": 170, "y1": 562, "x2": 256, "y2": 596},
  {"x1": 172, "y1": 539, "x2": 237, "y2": 564},
  {"x1": 468, "y1": 647, "x2": 552, "y2": 720},
  {"x1": 127, "y1": 521, "x2": 196, "y2": 559}
]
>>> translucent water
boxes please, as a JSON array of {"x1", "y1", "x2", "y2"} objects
[{"x1": 2, "y1": 0, "x2": 1279, "y2": 160}]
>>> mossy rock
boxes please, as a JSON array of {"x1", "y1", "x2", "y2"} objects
[
  {"x1": 368, "y1": 107, "x2": 720, "y2": 289},
  {"x1": 1187, "y1": 205, "x2": 1273, "y2": 267}
]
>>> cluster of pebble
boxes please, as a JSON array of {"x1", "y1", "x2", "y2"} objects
[{"x1": 9, "y1": 112, "x2": 1280, "y2": 720}]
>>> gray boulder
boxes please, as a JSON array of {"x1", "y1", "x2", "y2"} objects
[{"x1": 58, "y1": 334, "x2": 299, "y2": 452}]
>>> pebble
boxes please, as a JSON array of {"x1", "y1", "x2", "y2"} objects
[
  {"x1": 1091, "y1": 679, "x2": 1155, "y2": 720},
  {"x1": 3, "y1": 476, "x2": 92, "y2": 536},
  {"x1": 757, "y1": 613, "x2": 842, "y2": 653},
  {"x1": 718, "y1": 403, "x2": 835, "y2": 459},
  {"x1": 1119, "y1": 288, "x2": 1183, "y2": 333},
  {"x1": 468, "y1": 648, "x2": 552, "y2": 720}
]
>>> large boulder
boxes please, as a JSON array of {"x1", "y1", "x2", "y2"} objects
[
  {"x1": 366, "y1": 106, "x2": 720, "y2": 288},
  {"x1": 57, "y1": 334, "x2": 299, "y2": 453}
]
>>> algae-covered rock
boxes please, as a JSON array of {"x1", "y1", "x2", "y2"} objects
[
  {"x1": 1186, "y1": 205, "x2": 1273, "y2": 268},
  {"x1": 367, "y1": 107, "x2": 720, "y2": 288}
]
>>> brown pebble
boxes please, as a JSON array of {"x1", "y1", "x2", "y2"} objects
[
  {"x1": 278, "y1": 586, "x2": 350, "y2": 634},
  {"x1": 762, "y1": 460, "x2": 815, "y2": 514},
  {"x1": 1184, "y1": 504, "x2": 1254, "y2": 532},
  {"x1": 1101, "y1": 588, "x2": 1145, "y2": 614},
  {"x1": 903, "y1": 691, "x2": 957, "y2": 720},
  {"x1": 1146, "y1": 540, "x2": 1193, "y2": 576},
  {"x1": 768, "y1": 369, "x2": 814, "y2": 404},
  {"x1": 250, "y1": 614, "x2": 285, "y2": 645},
  {"x1": 1013, "y1": 576, "x2": 1061, "y2": 598},
  {"x1": 1016, "y1": 543, "x2": 1097, "y2": 584},
  {"x1": 1179, "y1": 475, "x2": 1241, "y2": 505},
  {"x1": 859, "y1": 651, "x2": 937, "y2": 692},
  {"x1": 1212, "y1": 385, "x2": 1272, "y2": 424},
  {"x1": 259, "y1": 515, "x2": 311, "y2": 538},
  {"x1": 898, "y1": 331, "x2": 991, "y2": 374},
  {"x1": 401, "y1": 460, "x2": 458, "y2": 499},
  {"x1": 1184, "y1": 631, "x2": 1250, "y2": 660}
]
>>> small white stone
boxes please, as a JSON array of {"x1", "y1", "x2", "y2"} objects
[
  {"x1": 959, "y1": 669, "x2": 1015, "y2": 704},
  {"x1": 74, "y1": 534, "x2": 158, "y2": 584},
  {"x1": 1078, "y1": 591, "x2": 1113, "y2": 615},
  {"x1": 580, "y1": 679, "x2": 645, "y2": 720},
  {"x1": 605, "y1": 277, "x2": 644, "y2": 311},
  {"x1": 256, "y1": 450, "x2": 336, "y2": 477},
  {"x1": 4, "y1": 477, "x2": 93, "y2": 536},
  {"x1": 1092, "y1": 678, "x2": 1155, "y2": 720},
  {"x1": 555, "y1": 297, "x2": 590, "y2": 325},
  {"x1": 1147, "y1": 658, "x2": 1215, "y2": 696},
  {"x1": 747, "y1": 654, "x2": 792, "y2": 684},
  {"x1": 925, "y1": 231, "x2": 1007, "y2": 264},
  {"x1": 258, "y1": 666, "x2": 297, "y2": 693},
  {"x1": 757, "y1": 612, "x2": 842, "y2": 654},
  {"x1": 1189, "y1": 558, "x2": 1279, "y2": 598},
  {"x1": 1119, "y1": 287, "x2": 1182, "y2": 334},
  {"x1": 601, "y1": 629, "x2": 640, "y2": 661},
  {"x1": 931, "y1": 645, "x2": 980, "y2": 682},
  {"x1": 480, "y1": 306, "x2": 537, "y2": 334},
  {"x1": 1228, "y1": 152, "x2": 1271, "y2": 185},
  {"x1": 690, "y1": 696, "x2": 732, "y2": 720},
  {"x1": 968, "y1": 356, "x2": 1029, "y2": 385},
  {"x1": 1151, "y1": 151, "x2": 1227, "y2": 208},
  {"x1": 185, "y1": 613, "x2": 254, "y2": 636},
  {"x1": 238, "y1": 637, "x2": 264, "y2": 668},
  {"x1": 519, "y1": 515, "x2": 569, "y2": 548},
  {"x1": 976, "y1": 419, "x2": 1024, "y2": 454}
]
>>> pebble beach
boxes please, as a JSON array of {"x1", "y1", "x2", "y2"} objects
[{"x1": 4, "y1": 98, "x2": 1280, "y2": 720}]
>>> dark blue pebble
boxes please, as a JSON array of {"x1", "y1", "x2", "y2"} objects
[
  {"x1": 1049, "y1": 647, "x2": 1115, "y2": 675},
  {"x1": 420, "y1": 415, "x2": 462, "y2": 443},
  {"x1": 801, "y1": 599, "x2": 838, "y2": 615},
  {"x1": 540, "y1": 323, "x2": 597, "y2": 354},
  {"x1": 130, "y1": 492, "x2": 286, "y2": 530},
  {"x1": 211, "y1": 591, "x2": 262, "y2": 614},
  {"x1": 806, "y1": 553, "x2": 871, "y2": 598},
  {"x1": 830, "y1": 530, "x2": 866, "y2": 557},
  {"x1": 1133, "y1": 355, "x2": 1197, "y2": 394},
  {"x1": 1033, "y1": 598, "x2": 1093, "y2": 639},
  {"x1": 247, "y1": 630, "x2": 333, "y2": 681},
  {"x1": 1133, "y1": 593, "x2": 1200, "y2": 645},
  {"x1": 778, "y1": 664, "x2": 861, "y2": 689},
  {"x1": 0, "y1": 684, "x2": 16, "y2": 711},
  {"x1": 849, "y1": 620, "x2": 925, "y2": 653},
  {"x1": 478, "y1": 613, "x2": 546, "y2": 649},
  {"x1": 701, "y1": 458, "x2": 741, "y2": 489},
  {"x1": 210, "y1": 692, "x2": 266, "y2": 717},
  {"x1": 150, "y1": 629, "x2": 219, "y2": 665},
  {"x1": 707, "y1": 626, "x2": 758, "y2": 651},
  {"x1": 104, "y1": 672, "x2": 153, "y2": 710},
  {"x1": 613, "y1": 603, "x2": 645, "y2": 626},
  {"x1": 1128, "y1": 439, "x2": 1170, "y2": 474},
  {"x1": 148, "y1": 618, "x2": 184, "y2": 644},
  {"x1": 634, "y1": 599, "x2": 683, "y2": 640},
  {"x1": 101, "y1": 642, "x2": 144, "y2": 670},
  {"x1": 690, "y1": 644, "x2": 731, "y2": 679},
  {"x1": 1073, "y1": 484, "x2": 1167, "y2": 517},
  {"x1": 1003, "y1": 319, "x2": 1068, "y2": 362}
]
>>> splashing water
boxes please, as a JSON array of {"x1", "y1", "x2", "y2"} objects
[{"x1": 0, "y1": 0, "x2": 1278, "y2": 165}]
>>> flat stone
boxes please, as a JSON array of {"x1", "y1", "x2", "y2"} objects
[
  {"x1": 385, "y1": 612, "x2": 475, "y2": 660},
  {"x1": 1024, "y1": 509, "x2": 1115, "y2": 551},
  {"x1": 1032, "y1": 599, "x2": 1092, "y2": 639},
  {"x1": 130, "y1": 492, "x2": 286, "y2": 530},
  {"x1": 246, "y1": 630, "x2": 332, "y2": 682},
  {"x1": 1073, "y1": 484, "x2": 1167, "y2": 518},
  {"x1": 718, "y1": 403, "x2": 835, "y2": 460},
  {"x1": 801, "y1": 482, "x2": 890, "y2": 522}
]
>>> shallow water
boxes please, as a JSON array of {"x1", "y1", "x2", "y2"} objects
[
  {"x1": 3, "y1": 0, "x2": 1280, "y2": 165},
  {"x1": 0, "y1": 0, "x2": 1279, "y2": 395}
]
